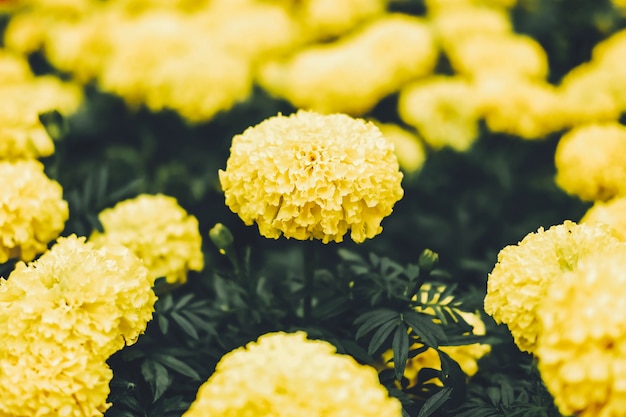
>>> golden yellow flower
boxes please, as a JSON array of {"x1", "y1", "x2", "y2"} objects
[
  {"x1": 429, "y1": 6, "x2": 512, "y2": 49},
  {"x1": 259, "y1": 14, "x2": 437, "y2": 115},
  {"x1": 0, "y1": 74, "x2": 82, "y2": 160},
  {"x1": 445, "y1": 33, "x2": 548, "y2": 80},
  {"x1": 183, "y1": 331, "x2": 402, "y2": 417},
  {"x1": 475, "y1": 76, "x2": 568, "y2": 139},
  {"x1": 2, "y1": 235, "x2": 156, "y2": 356},
  {"x1": 398, "y1": 76, "x2": 480, "y2": 151},
  {"x1": 381, "y1": 311, "x2": 490, "y2": 387},
  {"x1": 555, "y1": 123, "x2": 626, "y2": 202},
  {"x1": 484, "y1": 221, "x2": 621, "y2": 353},
  {"x1": 581, "y1": 197, "x2": 626, "y2": 242},
  {"x1": 0, "y1": 49, "x2": 33, "y2": 85},
  {"x1": 376, "y1": 123, "x2": 427, "y2": 173},
  {"x1": 0, "y1": 160, "x2": 68, "y2": 263},
  {"x1": 536, "y1": 244, "x2": 626, "y2": 417},
  {"x1": 219, "y1": 111, "x2": 404, "y2": 243},
  {"x1": 90, "y1": 194, "x2": 204, "y2": 285}
]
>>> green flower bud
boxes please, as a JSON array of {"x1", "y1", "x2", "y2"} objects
[
  {"x1": 209, "y1": 223, "x2": 234, "y2": 255},
  {"x1": 418, "y1": 248, "x2": 439, "y2": 271}
]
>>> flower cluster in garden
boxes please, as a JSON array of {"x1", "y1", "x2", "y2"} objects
[
  {"x1": 0, "y1": 235, "x2": 156, "y2": 416},
  {"x1": 219, "y1": 110, "x2": 404, "y2": 243},
  {"x1": 183, "y1": 331, "x2": 403, "y2": 417},
  {"x1": 90, "y1": 194, "x2": 204, "y2": 285}
]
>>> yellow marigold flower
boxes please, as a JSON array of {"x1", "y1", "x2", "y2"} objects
[
  {"x1": 219, "y1": 111, "x2": 404, "y2": 243},
  {"x1": 429, "y1": 6, "x2": 512, "y2": 49},
  {"x1": 398, "y1": 76, "x2": 480, "y2": 151},
  {"x1": 581, "y1": 197, "x2": 626, "y2": 242},
  {"x1": 259, "y1": 14, "x2": 437, "y2": 115},
  {"x1": 426, "y1": 0, "x2": 517, "y2": 12},
  {"x1": 90, "y1": 194, "x2": 204, "y2": 285},
  {"x1": 381, "y1": 311, "x2": 490, "y2": 387},
  {"x1": 613, "y1": 0, "x2": 626, "y2": 12},
  {"x1": 0, "y1": 75, "x2": 82, "y2": 159},
  {"x1": 536, "y1": 244, "x2": 626, "y2": 417},
  {"x1": 99, "y1": 11, "x2": 252, "y2": 122},
  {"x1": 1, "y1": 235, "x2": 156, "y2": 356},
  {"x1": 555, "y1": 123, "x2": 626, "y2": 202},
  {"x1": 376, "y1": 122, "x2": 427, "y2": 173},
  {"x1": 0, "y1": 160, "x2": 68, "y2": 263},
  {"x1": 484, "y1": 221, "x2": 621, "y2": 353},
  {"x1": 446, "y1": 33, "x2": 548, "y2": 80},
  {"x1": 183, "y1": 331, "x2": 403, "y2": 417},
  {"x1": 475, "y1": 76, "x2": 568, "y2": 139},
  {"x1": 0, "y1": 49, "x2": 33, "y2": 85}
]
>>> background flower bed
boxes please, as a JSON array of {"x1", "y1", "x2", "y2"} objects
[{"x1": 1, "y1": 0, "x2": 626, "y2": 416}]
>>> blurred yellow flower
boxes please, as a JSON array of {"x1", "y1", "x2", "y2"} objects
[
  {"x1": 0, "y1": 49, "x2": 33, "y2": 84},
  {"x1": 429, "y1": 6, "x2": 512, "y2": 49},
  {"x1": 376, "y1": 122, "x2": 427, "y2": 173},
  {"x1": 183, "y1": 331, "x2": 403, "y2": 417},
  {"x1": 398, "y1": 76, "x2": 480, "y2": 151},
  {"x1": 581, "y1": 197, "x2": 626, "y2": 242},
  {"x1": 484, "y1": 221, "x2": 620, "y2": 353},
  {"x1": 90, "y1": 194, "x2": 204, "y2": 285},
  {"x1": 0, "y1": 160, "x2": 68, "y2": 263},
  {"x1": 259, "y1": 14, "x2": 437, "y2": 115},
  {"x1": 555, "y1": 123, "x2": 626, "y2": 201},
  {"x1": 219, "y1": 111, "x2": 404, "y2": 243},
  {"x1": 537, "y1": 244, "x2": 626, "y2": 417}
]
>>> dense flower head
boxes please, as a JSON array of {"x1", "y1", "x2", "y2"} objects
[
  {"x1": 398, "y1": 76, "x2": 480, "y2": 151},
  {"x1": 90, "y1": 194, "x2": 204, "y2": 285},
  {"x1": 0, "y1": 160, "x2": 68, "y2": 263},
  {"x1": 259, "y1": 14, "x2": 437, "y2": 115},
  {"x1": 0, "y1": 49, "x2": 33, "y2": 84},
  {"x1": 536, "y1": 244, "x2": 626, "y2": 417},
  {"x1": 484, "y1": 221, "x2": 621, "y2": 353},
  {"x1": 555, "y1": 123, "x2": 626, "y2": 201},
  {"x1": 183, "y1": 331, "x2": 403, "y2": 417},
  {"x1": 0, "y1": 235, "x2": 155, "y2": 417},
  {"x1": 219, "y1": 110, "x2": 404, "y2": 243},
  {"x1": 582, "y1": 197, "x2": 626, "y2": 242}
]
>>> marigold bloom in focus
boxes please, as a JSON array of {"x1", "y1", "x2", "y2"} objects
[
  {"x1": 0, "y1": 235, "x2": 156, "y2": 417},
  {"x1": 219, "y1": 111, "x2": 404, "y2": 243},
  {"x1": 484, "y1": 221, "x2": 621, "y2": 353},
  {"x1": 581, "y1": 197, "x2": 626, "y2": 242},
  {"x1": 555, "y1": 123, "x2": 626, "y2": 201},
  {"x1": 0, "y1": 160, "x2": 68, "y2": 263},
  {"x1": 537, "y1": 244, "x2": 626, "y2": 417},
  {"x1": 90, "y1": 194, "x2": 204, "y2": 285},
  {"x1": 183, "y1": 331, "x2": 403, "y2": 417}
]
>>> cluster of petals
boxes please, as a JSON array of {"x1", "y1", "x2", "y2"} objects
[
  {"x1": 484, "y1": 221, "x2": 621, "y2": 353},
  {"x1": 90, "y1": 194, "x2": 204, "y2": 285},
  {"x1": 0, "y1": 159, "x2": 69, "y2": 263},
  {"x1": 219, "y1": 110, "x2": 404, "y2": 243},
  {"x1": 183, "y1": 331, "x2": 403, "y2": 417},
  {"x1": 0, "y1": 235, "x2": 156, "y2": 416}
]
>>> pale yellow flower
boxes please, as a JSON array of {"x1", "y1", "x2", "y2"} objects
[
  {"x1": 0, "y1": 160, "x2": 68, "y2": 263},
  {"x1": 484, "y1": 221, "x2": 621, "y2": 353},
  {"x1": 398, "y1": 76, "x2": 480, "y2": 151},
  {"x1": 581, "y1": 197, "x2": 626, "y2": 242},
  {"x1": 183, "y1": 331, "x2": 403, "y2": 417},
  {"x1": 259, "y1": 14, "x2": 437, "y2": 115},
  {"x1": 90, "y1": 194, "x2": 204, "y2": 285},
  {"x1": 429, "y1": 6, "x2": 512, "y2": 49},
  {"x1": 219, "y1": 111, "x2": 404, "y2": 243},
  {"x1": 555, "y1": 123, "x2": 626, "y2": 202},
  {"x1": 376, "y1": 123, "x2": 427, "y2": 173},
  {"x1": 0, "y1": 50, "x2": 33, "y2": 85},
  {"x1": 537, "y1": 244, "x2": 626, "y2": 417}
]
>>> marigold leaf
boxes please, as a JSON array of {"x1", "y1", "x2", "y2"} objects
[
  {"x1": 355, "y1": 308, "x2": 398, "y2": 339},
  {"x1": 171, "y1": 312, "x2": 199, "y2": 339},
  {"x1": 140, "y1": 359, "x2": 171, "y2": 401},
  {"x1": 403, "y1": 310, "x2": 446, "y2": 347},
  {"x1": 392, "y1": 323, "x2": 409, "y2": 380},
  {"x1": 418, "y1": 387, "x2": 453, "y2": 417},
  {"x1": 368, "y1": 318, "x2": 399, "y2": 355},
  {"x1": 152, "y1": 354, "x2": 201, "y2": 381}
]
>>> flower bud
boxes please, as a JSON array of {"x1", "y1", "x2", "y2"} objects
[{"x1": 209, "y1": 223, "x2": 234, "y2": 255}]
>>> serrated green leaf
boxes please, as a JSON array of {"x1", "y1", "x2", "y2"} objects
[
  {"x1": 392, "y1": 323, "x2": 409, "y2": 381},
  {"x1": 368, "y1": 319, "x2": 398, "y2": 355},
  {"x1": 355, "y1": 308, "x2": 398, "y2": 339},
  {"x1": 403, "y1": 311, "x2": 446, "y2": 348},
  {"x1": 152, "y1": 354, "x2": 201, "y2": 381},
  {"x1": 173, "y1": 293, "x2": 196, "y2": 310},
  {"x1": 418, "y1": 387, "x2": 453, "y2": 417},
  {"x1": 157, "y1": 315, "x2": 169, "y2": 334},
  {"x1": 171, "y1": 312, "x2": 199, "y2": 339},
  {"x1": 140, "y1": 359, "x2": 171, "y2": 401}
]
